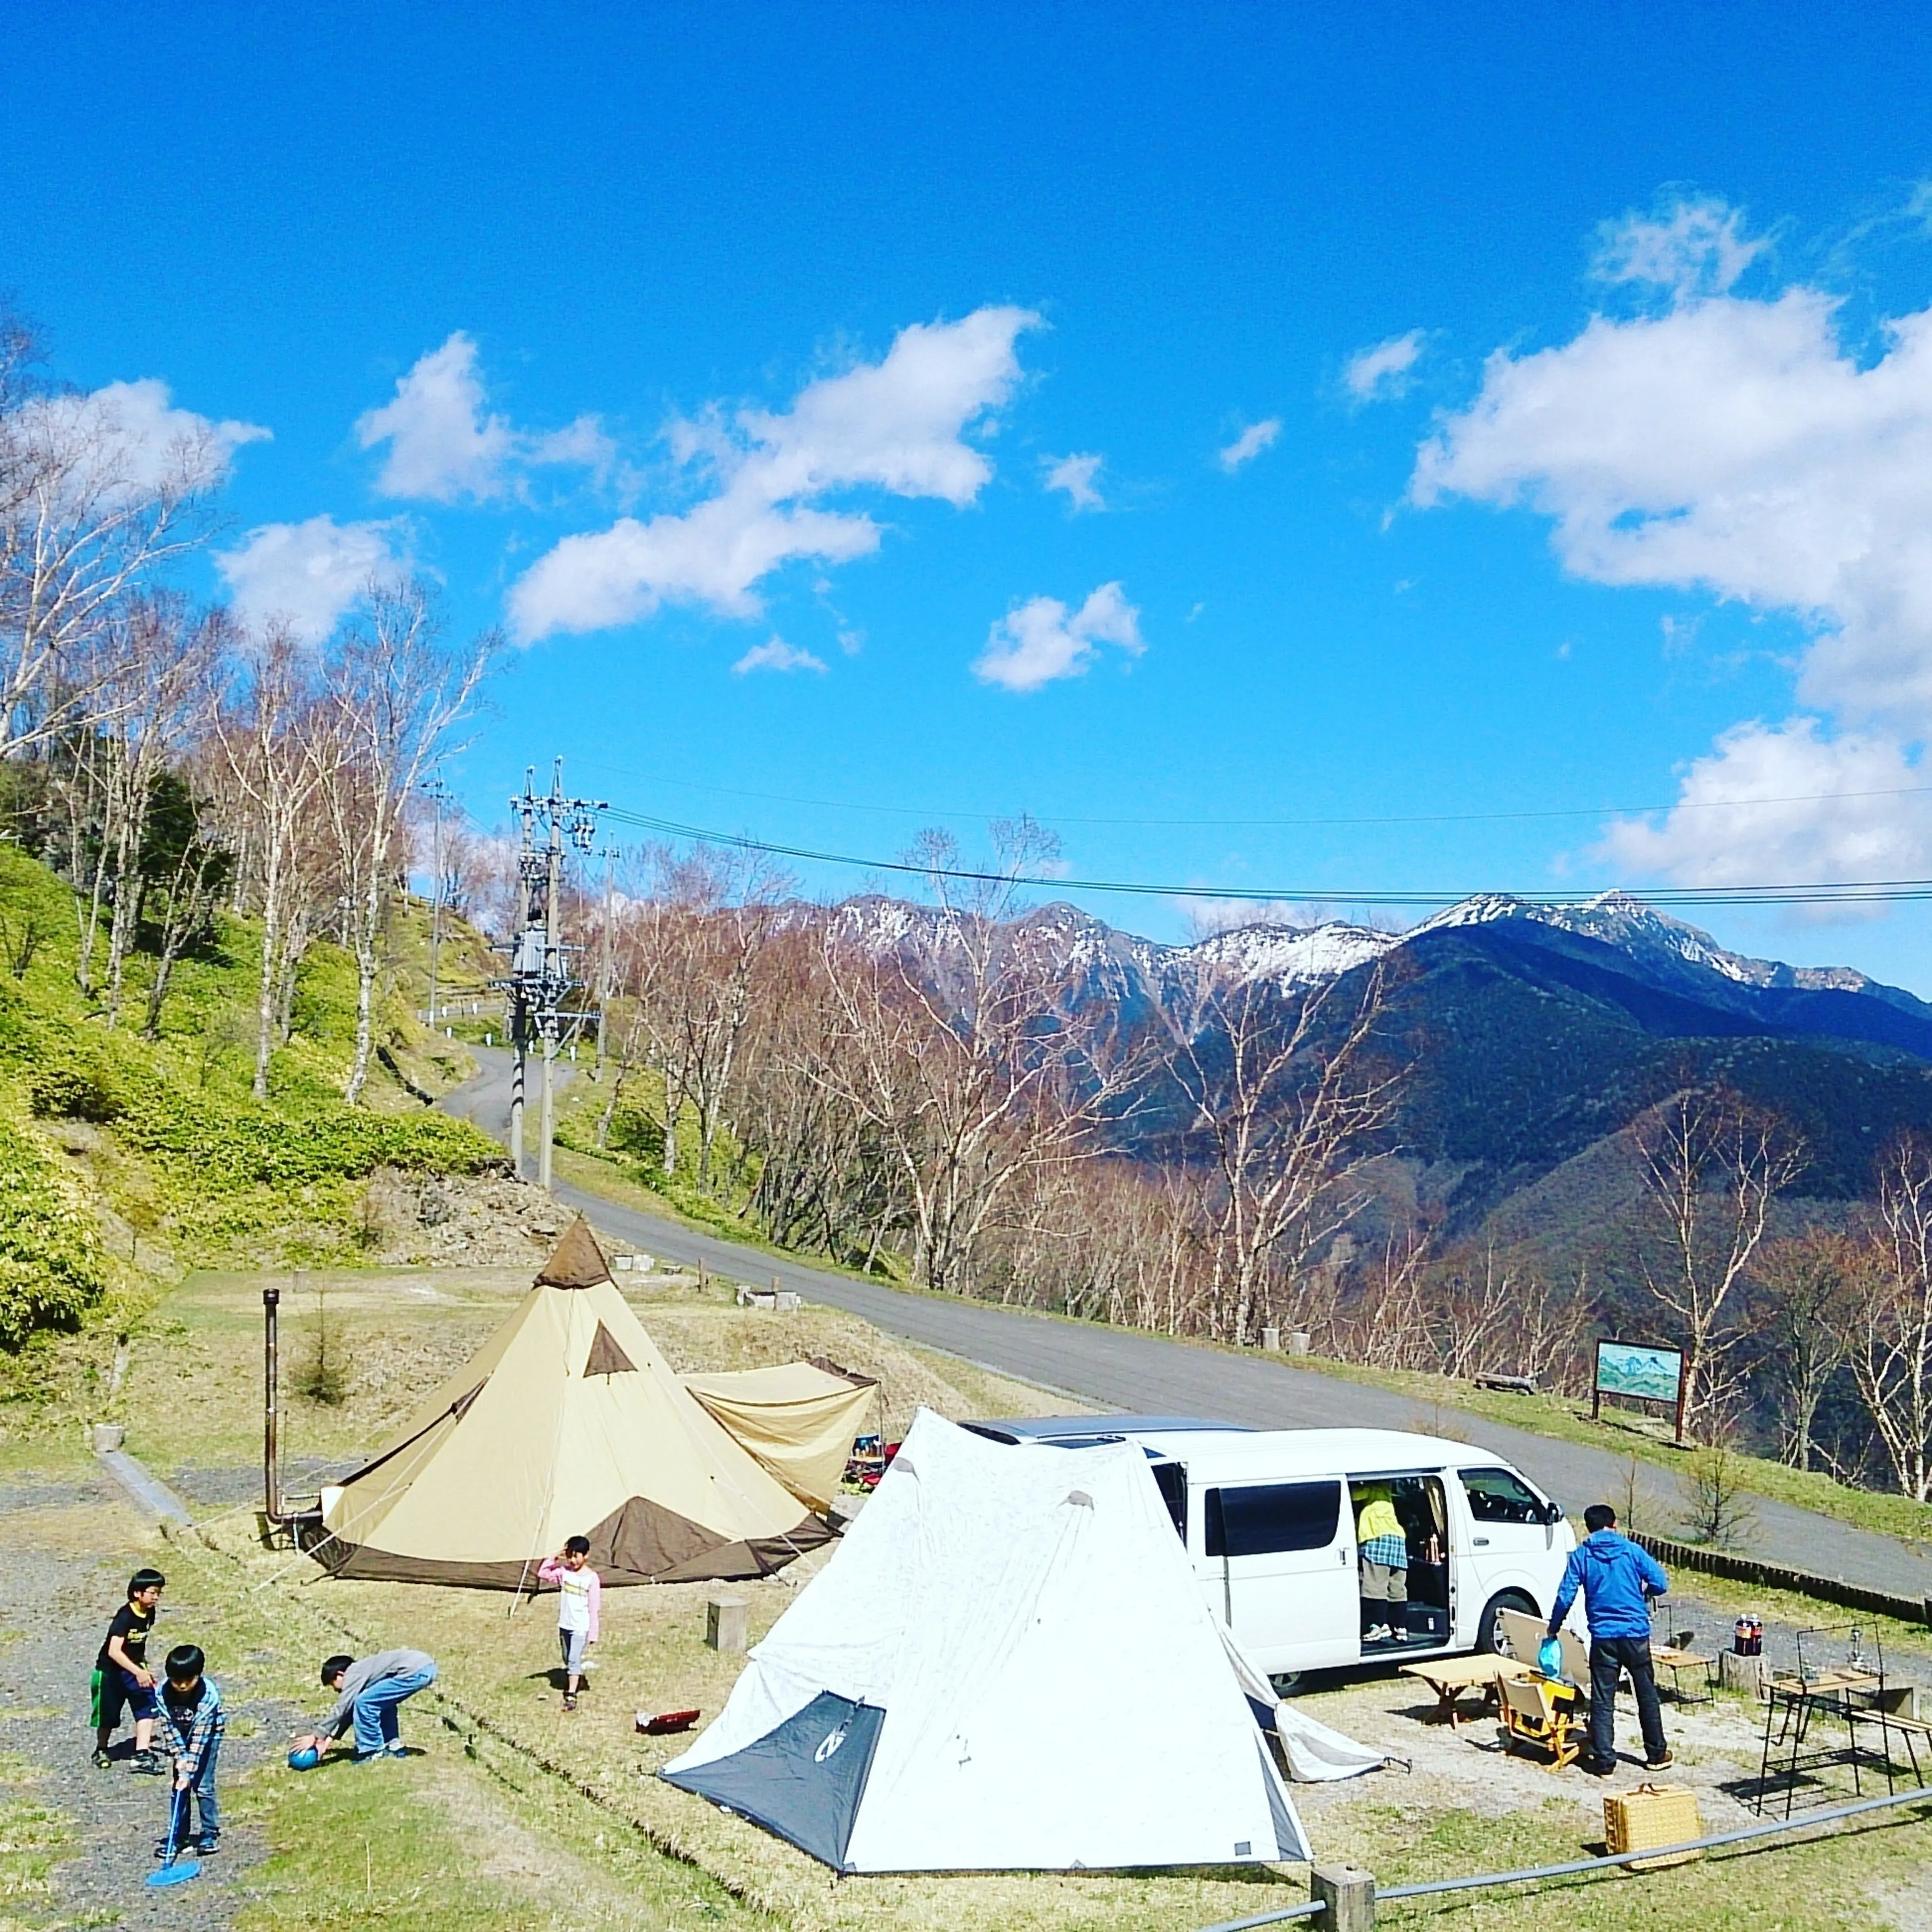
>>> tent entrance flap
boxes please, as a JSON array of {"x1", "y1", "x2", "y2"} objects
[{"x1": 662, "y1": 1693, "x2": 883, "y2": 1871}]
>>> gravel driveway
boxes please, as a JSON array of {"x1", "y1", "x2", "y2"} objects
[{"x1": 0, "y1": 1483, "x2": 290, "y2": 1931}]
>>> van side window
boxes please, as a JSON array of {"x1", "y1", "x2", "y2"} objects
[
  {"x1": 1459, "y1": 1467, "x2": 1545, "y2": 1525},
  {"x1": 1204, "y1": 1481, "x2": 1341, "y2": 1558},
  {"x1": 1151, "y1": 1461, "x2": 1187, "y2": 1542}
]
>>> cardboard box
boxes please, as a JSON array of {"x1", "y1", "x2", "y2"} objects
[{"x1": 1605, "y1": 1783, "x2": 1702, "y2": 1870}]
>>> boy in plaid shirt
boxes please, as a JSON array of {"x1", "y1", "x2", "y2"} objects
[{"x1": 153, "y1": 1644, "x2": 224, "y2": 1857}]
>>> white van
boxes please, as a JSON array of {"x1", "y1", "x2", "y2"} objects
[{"x1": 964, "y1": 1418, "x2": 1575, "y2": 1687}]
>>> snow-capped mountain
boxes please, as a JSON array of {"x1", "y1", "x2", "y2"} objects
[{"x1": 813, "y1": 887, "x2": 1932, "y2": 1027}]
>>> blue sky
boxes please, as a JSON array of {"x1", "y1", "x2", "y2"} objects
[{"x1": 14, "y1": 7, "x2": 1932, "y2": 983}]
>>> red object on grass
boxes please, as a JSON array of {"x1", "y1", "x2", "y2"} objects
[{"x1": 638, "y1": 1708, "x2": 701, "y2": 1735}]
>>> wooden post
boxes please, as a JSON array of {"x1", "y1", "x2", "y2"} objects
[
  {"x1": 705, "y1": 1593, "x2": 749, "y2": 1653},
  {"x1": 1312, "y1": 1863, "x2": 1376, "y2": 1929}
]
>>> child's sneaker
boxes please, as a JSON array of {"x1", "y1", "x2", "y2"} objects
[
  {"x1": 197, "y1": 1833, "x2": 220, "y2": 1857},
  {"x1": 562, "y1": 1694, "x2": 578, "y2": 1713},
  {"x1": 130, "y1": 1749, "x2": 166, "y2": 1776},
  {"x1": 91, "y1": 1746, "x2": 113, "y2": 1770}
]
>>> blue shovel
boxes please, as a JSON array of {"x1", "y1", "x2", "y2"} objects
[{"x1": 145, "y1": 1784, "x2": 201, "y2": 1889}]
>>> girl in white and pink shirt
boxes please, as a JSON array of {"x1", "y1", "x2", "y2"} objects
[{"x1": 537, "y1": 1537, "x2": 601, "y2": 1711}]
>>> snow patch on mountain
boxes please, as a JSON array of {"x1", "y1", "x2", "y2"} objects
[{"x1": 1181, "y1": 922, "x2": 1398, "y2": 987}]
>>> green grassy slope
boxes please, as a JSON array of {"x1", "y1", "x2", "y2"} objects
[{"x1": 0, "y1": 844, "x2": 500, "y2": 1364}]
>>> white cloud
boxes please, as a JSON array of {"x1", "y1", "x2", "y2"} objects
[
  {"x1": 1044, "y1": 451, "x2": 1104, "y2": 511},
  {"x1": 510, "y1": 307, "x2": 1039, "y2": 642},
  {"x1": 215, "y1": 515, "x2": 405, "y2": 642},
  {"x1": 1343, "y1": 330, "x2": 1424, "y2": 403},
  {"x1": 23, "y1": 378, "x2": 269, "y2": 502},
  {"x1": 1592, "y1": 195, "x2": 1765, "y2": 300},
  {"x1": 356, "y1": 332, "x2": 612, "y2": 503},
  {"x1": 973, "y1": 581, "x2": 1144, "y2": 692},
  {"x1": 731, "y1": 634, "x2": 827, "y2": 676},
  {"x1": 1413, "y1": 280, "x2": 1932, "y2": 727},
  {"x1": 1414, "y1": 204, "x2": 1932, "y2": 909},
  {"x1": 1599, "y1": 718, "x2": 1932, "y2": 917},
  {"x1": 1218, "y1": 418, "x2": 1280, "y2": 472}
]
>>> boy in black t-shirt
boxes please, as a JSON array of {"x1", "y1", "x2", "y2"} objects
[{"x1": 92, "y1": 1568, "x2": 165, "y2": 1772}]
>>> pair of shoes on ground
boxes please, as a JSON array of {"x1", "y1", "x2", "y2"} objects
[
  {"x1": 1578, "y1": 1751, "x2": 1674, "y2": 1777},
  {"x1": 129, "y1": 1749, "x2": 166, "y2": 1776},
  {"x1": 151, "y1": 1834, "x2": 218, "y2": 1861},
  {"x1": 354, "y1": 1741, "x2": 409, "y2": 1764}
]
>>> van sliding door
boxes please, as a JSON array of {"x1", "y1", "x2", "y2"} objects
[{"x1": 1202, "y1": 1479, "x2": 1357, "y2": 1675}]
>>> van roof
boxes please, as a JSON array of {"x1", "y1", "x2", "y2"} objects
[
  {"x1": 1123, "y1": 1426, "x2": 1516, "y2": 1477},
  {"x1": 960, "y1": 1415, "x2": 1252, "y2": 1447}
]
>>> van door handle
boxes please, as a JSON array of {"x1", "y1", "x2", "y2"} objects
[
  {"x1": 1339, "y1": 1548, "x2": 1351, "y2": 1565},
  {"x1": 1473, "y1": 1537, "x2": 1490, "y2": 1547}
]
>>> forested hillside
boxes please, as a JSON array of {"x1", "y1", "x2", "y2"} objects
[{"x1": 0, "y1": 840, "x2": 499, "y2": 1360}]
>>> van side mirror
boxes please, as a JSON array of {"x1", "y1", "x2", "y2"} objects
[{"x1": 1544, "y1": 1503, "x2": 1565, "y2": 1526}]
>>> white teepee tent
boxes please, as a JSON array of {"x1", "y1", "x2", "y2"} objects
[{"x1": 663, "y1": 1408, "x2": 1309, "y2": 1872}]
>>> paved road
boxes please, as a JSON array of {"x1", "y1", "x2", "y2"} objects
[{"x1": 443, "y1": 1050, "x2": 1932, "y2": 1601}]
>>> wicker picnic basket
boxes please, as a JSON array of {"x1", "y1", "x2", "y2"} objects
[{"x1": 1604, "y1": 1783, "x2": 1702, "y2": 1870}]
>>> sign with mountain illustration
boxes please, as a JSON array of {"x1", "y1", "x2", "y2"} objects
[{"x1": 1593, "y1": 1341, "x2": 1683, "y2": 1407}]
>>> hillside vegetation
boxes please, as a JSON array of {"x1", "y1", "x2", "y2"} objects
[{"x1": 0, "y1": 843, "x2": 499, "y2": 1364}]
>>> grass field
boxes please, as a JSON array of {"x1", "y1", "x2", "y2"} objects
[{"x1": 5, "y1": 1253, "x2": 1930, "y2": 1932}]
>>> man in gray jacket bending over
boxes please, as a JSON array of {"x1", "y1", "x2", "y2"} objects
[{"x1": 292, "y1": 1650, "x2": 437, "y2": 1764}]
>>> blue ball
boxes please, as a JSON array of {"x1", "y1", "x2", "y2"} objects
[{"x1": 287, "y1": 1746, "x2": 320, "y2": 1772}]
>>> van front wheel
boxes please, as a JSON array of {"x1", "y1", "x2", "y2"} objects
[{"x1": 1476, "y1": 1590, "x2": 1537, "y2": 1657}]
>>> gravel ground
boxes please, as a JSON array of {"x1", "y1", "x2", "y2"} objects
[{"x1": 0, "y1": 1481, "x2": 291, "y2": 1932}]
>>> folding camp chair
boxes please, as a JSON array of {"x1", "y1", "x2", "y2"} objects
[{"x1": 1497, "y1": 1671, "x2": 1587, "y2": 1772}]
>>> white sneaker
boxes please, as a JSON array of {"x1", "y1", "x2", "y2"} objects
[{"x1": 1365, "y1": 1624, "x2": 1392, "y2": 1644}]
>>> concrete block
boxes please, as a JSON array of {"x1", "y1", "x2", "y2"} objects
[
  {"x1": 91, "y1": 1422, "x2": 125, "y2": 1452},
  {"x1": 706, "y1": 1593, "x2": 749, "y2": 1653},
  {"x1": 1261, "y1": 1326, "x2": 1281, "y2": 1352},
  {"x1": 1287, "y1": 1331, "x2": 1312, "y2": 1356},
  {"x1": 1312, "y1": 1862, "x2": 1376, "y2": 1929}
]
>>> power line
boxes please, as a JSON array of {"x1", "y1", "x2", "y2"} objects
[
  {"x1": 575, "y1": 756, "x2": 1932, "y2": 833},
  {"x1": 601, "y1": 803, "x2": 1932, "y2": 910}
]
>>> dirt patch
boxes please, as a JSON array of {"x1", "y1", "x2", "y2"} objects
[{"x1": 362, "y1": 1170, "x2": 583, "y2": 1268}]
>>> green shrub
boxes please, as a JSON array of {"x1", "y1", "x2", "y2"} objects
[
  {"x1": 0, "y1": 1114, "x2": 108, "y2": 1344},
  {"x1": 26, "y1": 1051, "x2": 126, "y2": 1123}
]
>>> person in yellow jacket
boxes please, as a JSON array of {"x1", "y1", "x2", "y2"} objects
[{"x1": 1355, "y1": 1484, "x2": 1408, "y2": 1646}]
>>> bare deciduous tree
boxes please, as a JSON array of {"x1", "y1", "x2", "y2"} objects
[
  {"x1": 1851, "y1": 1137, "x2": 1932, "y2": 1500},
  {"x1": 1, "y1": 354, "x2": 225, "y2": 759},
  {"x1": 1167, "y1": 962, "x2": 1404, "y2": 1345},
  {"x1": 208, "y1": 626, "x2": 331, "y2": 1100},
  {"x1": 1753, "y1": 1229, "x2": 1862, "y2": 1471},
  {"x1": 313, "y1": 581, "x2": 491, "y2": 1104},
  {"x1": 1634, "y1": 1086, "x2": 1807, "y2": 1440}
]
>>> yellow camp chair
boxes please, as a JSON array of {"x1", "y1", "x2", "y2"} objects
[{"x1": 1497, "y1": 1670, "x2": 1587, "y2": 1772}]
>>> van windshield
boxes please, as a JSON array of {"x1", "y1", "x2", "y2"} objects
[{"x1": 1459, "y1": 1467, "x2": 1547, "y2": 1524}]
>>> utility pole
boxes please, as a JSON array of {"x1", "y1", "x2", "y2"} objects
[
  {"x1": 594, "y1": 843, "x2": 618, "y2": 1075},
  {"x1": 495, "y1": 761, "x2": 604, "y2": 1190},
  {"x1": 424, "y1": 778, "x2": 447, "y2": 1030}
]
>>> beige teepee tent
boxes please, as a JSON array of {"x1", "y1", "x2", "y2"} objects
[
  {"x1": 316, "y1": 1221, "x2": 835, "y2": 1586},
  {"x1": 682, "y1": 1361, "x2": 877, "y2": 1511}
]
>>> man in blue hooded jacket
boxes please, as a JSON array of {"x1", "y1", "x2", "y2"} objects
[{"x1": 1548, "y1": 1503, "x2": 1672, "y2": 1776}]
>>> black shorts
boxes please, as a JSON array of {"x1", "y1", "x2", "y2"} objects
[{"x1": 91, "y1": 1666, "x2": 158, "y2": 1731}]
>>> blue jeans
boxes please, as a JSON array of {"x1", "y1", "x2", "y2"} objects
[
  {"x1": 350, "y1": 1666, "x2": 436, "y2": 1756},
  {"x1": 185, "y1": 1743, "x2": 219, "y2": 1838}
]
